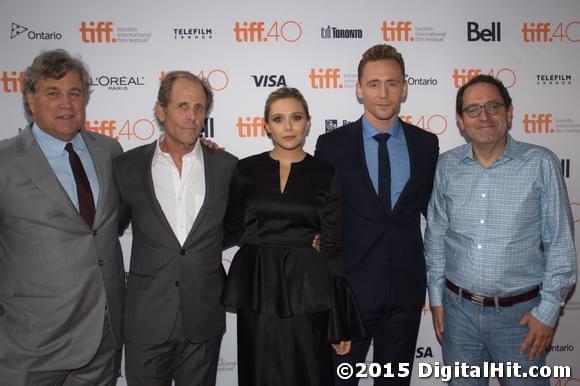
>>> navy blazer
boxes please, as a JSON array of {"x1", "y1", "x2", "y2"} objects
[{"x1": 315, "y1": 118, "x2": 438, "y2": 313}]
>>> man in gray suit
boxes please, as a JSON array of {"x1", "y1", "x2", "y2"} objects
[
  {"x1": 114, "y1": 71, "x2": 238, "y2": 386},
  {"x1": 0, "y1": 49, "x2": 125, "y2": 385}
]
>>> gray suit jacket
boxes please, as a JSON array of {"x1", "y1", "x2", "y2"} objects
[
  {"x1": 0, "y1": 128, "x2": 125, "y2": 371},
  {"x1": 114, "y1": 141, "x2": 238, "y2": 344}
]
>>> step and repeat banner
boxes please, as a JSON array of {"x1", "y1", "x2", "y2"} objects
[{"x1": 1, "y1": 0, "x2": 579, "y2": 384}]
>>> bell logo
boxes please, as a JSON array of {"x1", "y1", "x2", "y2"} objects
[
  {"x1": 80, "y1": 21, "x2": 116, "y2": 43},
  {"x1": 561, "y1": 159, "x2": 570, "y2": 178},
  {"x1": 1, "y1": 71, "x2": 24, "y2": 93},
  {"x1": 309, "y1": 68, "x2": 342, "y2": 89},
  {"x1": 233, "y1": 21, "x2": 302, "y2": 43},
  {"x1": 381, "y1": 21, "x2": 414, "y2": 42},
  {"x1": 523, "y1": 114, "x2": 554, "y2": 134},
  {"x1": 236, "y1": 117, "x2": 267, "y2": 137},
  {"x1": 467, "y1": 22, "x2": 501, "y2": 42}
]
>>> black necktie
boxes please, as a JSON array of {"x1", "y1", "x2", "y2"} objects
[
  {"x1": 373, "y1": 133, "x2": 391, "y2": 213},
  {"x1": 65, "y1": 143, "x2": 95, "y2": 227}
]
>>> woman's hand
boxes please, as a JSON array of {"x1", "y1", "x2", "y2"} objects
[{"x1": 332, "y1": 340, "x2": 351, "y2": 356}]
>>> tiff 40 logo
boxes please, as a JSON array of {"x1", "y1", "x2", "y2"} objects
[
  {"x1": 160, "y1": 70, "x2": 229, "y2": 92},
  {"x1": 234, "y1": 20, "x2": 302, "y2": 42},
  {"x1": 400, "y1": 114, "x2": 448, "y2": 136},
  {"x1": 85, "y1": 119, "x2": 156, "y2": 142},
  {"x1": 452, "y1": 67, "x2": 516, "y2": 88},
  {"x1": 522, "y1": 21, "x2": 580, "y2": 42}
]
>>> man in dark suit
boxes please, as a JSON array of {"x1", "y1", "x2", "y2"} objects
[
  {"x1": 0, "y1": 49, "x2": 125, "y2": 385},
  {"x1": 114, "y1": 71, "x2": 238, "y2": 386},
  {"x1": 315, "y1": 44, "x2": 439, "y2": 385}
]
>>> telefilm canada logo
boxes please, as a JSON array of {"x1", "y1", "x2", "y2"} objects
[
  {"x1": 536, "y1": 73, "x2": 573, "y2": 86},
  {"x1": 10, "y1": 22, "x2": 62, "y2": 40},
  {"x1": 173, "y1": 27, "x2": 213, "y2": 40}
]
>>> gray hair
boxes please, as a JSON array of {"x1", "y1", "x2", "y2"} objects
[{"x1": 23, "y1": 49, "x2": 91, "y2": 121}]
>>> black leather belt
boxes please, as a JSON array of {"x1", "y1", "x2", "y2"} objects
[{"x1": 445, "y1": 279, "x2": 540, "y2": 307}]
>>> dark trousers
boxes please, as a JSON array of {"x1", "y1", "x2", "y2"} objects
[
  {"x1": 125, "y1": 314, "x2": 222, "y2": 386},
  {"x1": 0, "y1": 313, "x2": 120, "y2": 386},
  {"x1": 334, "y1": 305, "x2": 422, "y2": 386}
]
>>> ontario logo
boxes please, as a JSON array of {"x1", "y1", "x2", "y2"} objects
[{"x1": 10, "y1": 22, "x2": 62, "y2": 40}]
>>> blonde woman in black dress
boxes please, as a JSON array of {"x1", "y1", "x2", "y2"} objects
[{"x1": 222, "y1": 87, "x2": 366, "y2": 386}]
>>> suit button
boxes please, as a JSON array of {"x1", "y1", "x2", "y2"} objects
[
  {"x1": 180, "y1": 249, "x2": 186, "y2": 255},
  {"x1": 98, "y1": 259, "x2": 104, "y2": 266},
  {"x1": 93, "y1": 230, "x2": 98, "y2": 236},
  {"x1": 175, "y1": 281, "x2": 180, "y2": 287}
]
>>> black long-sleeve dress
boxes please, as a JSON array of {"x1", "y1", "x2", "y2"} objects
[{"x1": 222, "y1": 152, "x2": 366, "y2": 386}]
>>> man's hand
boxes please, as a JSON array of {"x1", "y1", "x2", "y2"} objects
[
  {"x1": 519, "y1": 312, "x2": 554, "y2": 359},
  {"x1": 431, "y1": 306, "x2": 444, "y2": 344},
  {"x1": 332, "y1": 340, "x2": 351, "y2": 356},
  {"x1": 200, "y1": 137, "x2": 223, "y2": 150}
]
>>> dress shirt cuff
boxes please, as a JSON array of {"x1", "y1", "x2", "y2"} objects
[
  {"x1": 428, "y1": 285, "x2": 444, "y2": 307},
  {"x1": 531, "y1": 299, "x2": 561, "y2": 327}
]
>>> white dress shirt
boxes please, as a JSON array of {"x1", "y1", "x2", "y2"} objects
[{"x1": 151, "y1": 136, "x2": 205, "y2": 246}]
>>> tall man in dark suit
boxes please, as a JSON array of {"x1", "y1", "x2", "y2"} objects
[
  {"x1": 0, "y1": 49, "x2": 125, "y2": 385},
  {"x1": 315, "y1": 44, "x2": 439, "y2": 385},
  {"x1": 114, "y1": 71, "x2": 238, "y2": 386}
]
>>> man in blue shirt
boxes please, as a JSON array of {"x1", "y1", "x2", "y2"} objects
[{"x1": 425, "y1": 74, "x2": 577, "y2": 385}]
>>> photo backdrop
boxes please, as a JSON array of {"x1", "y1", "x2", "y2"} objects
[{"x1": 1, "y1": 0, "x2": 578, "y2": 384}]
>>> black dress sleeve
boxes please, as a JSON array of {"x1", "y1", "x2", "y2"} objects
[
  {"x1": 222, "y1": 165, "x2": 244, "y2": 249},
  {"x1": 320, "y1": 169, "x2": 367, "y2": 342}
]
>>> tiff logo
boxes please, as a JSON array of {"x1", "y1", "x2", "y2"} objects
[
  {"x1": 1, "y1": 71, "x2": 24, "y2": 92},
  {"x1": 561, "y1": 159, "x2": 570, "y2": 178},
  {"x1": 521, "y1": 22, "x2": 551, "y2": 42},
  {"x1": 234, "y1": 22, "x2": 264, "y2": 42},
  {"x1": 523, "y1": 114, "x2": 554, "y2": 134},
  {"x1": 381, "y1": 21, "x2": 414, "y2": 42},
  {"x1": 467, "y1": 22, "x2": 501, "y2": 41},
  {"x1": 452, "y1": 69, "x2": 481, "y2": 88},
  {"x1": 85, "y1": 120, "x2": 117, "y2": 137},
  {"x1": 236, "y1": 117, "x2": 267, "y2": 137},
  {"x1": 80, "y1": 21, "x2": 116, "y2": 43},
  {"x1": 309, "y1": 68, "x2": 342, "y2": 89}
]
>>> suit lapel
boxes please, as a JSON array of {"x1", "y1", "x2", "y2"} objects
[
  {"x1": 392, "y1": 121, "x2": 418, "y2": 215},
  {"x1": 140, "y1": 142, "x2": 182, "y2": 246},
  {"x1": 82, "y1": 131, "x2": 109, "y2": 227},
  {"x1": 347, "y1": 120, "x2": 386, "y2": 216},
  {"x1": 17, "y1": 128, "x2": 87, "y2": 226}
]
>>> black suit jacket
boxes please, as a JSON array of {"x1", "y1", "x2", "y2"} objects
[
  {"x1": 114, "y1": 141, "x2": 238, "y2": 344},
  {"x1": 315, "y1": 118, "x2": 438, "y2": 314}
]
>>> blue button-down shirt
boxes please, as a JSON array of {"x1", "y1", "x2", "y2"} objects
[
  {"x1": 362, "y1": 116, "x2": 410, "y2": 209},
  {"x1": 425, "y1": 135, "x2": 576, "y2": 326},
  {"x1": 32, "y1": 124, "x2": 100, "y2": 210}
]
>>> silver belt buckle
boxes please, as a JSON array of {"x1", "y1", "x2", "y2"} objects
[{"x1": 470, "y1": 294, "x2": 485, "y2": 305}]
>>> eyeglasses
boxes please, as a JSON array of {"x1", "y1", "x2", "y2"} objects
[{"x1": 462, "y1": 101, "x2": 505, "y2": 118}]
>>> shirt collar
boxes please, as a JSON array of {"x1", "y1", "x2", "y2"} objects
[
  {"x1": 361, "y1": 115, "x2": 402, "y2": 140},
  {"x1": 152, "y1": 134, "x2": 203, "y2": 166},
  {"x1": 462, "y1": 134, "x2": 522, "y2": 164},
  {"x1": 32, "y1": 123, "x2": 85, "y2": 157}
]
